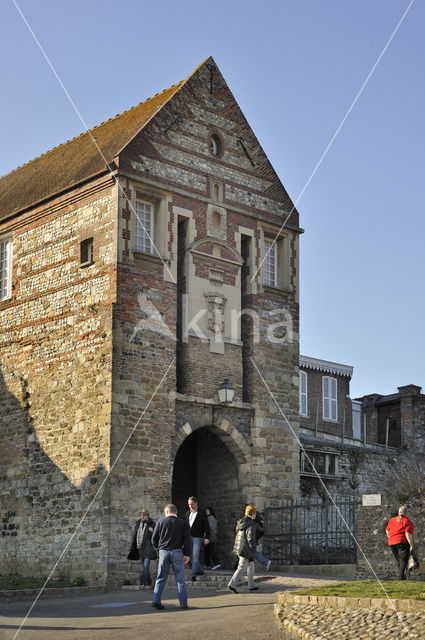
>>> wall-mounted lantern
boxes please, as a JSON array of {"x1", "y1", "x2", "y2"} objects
[{"x1": 217, "y1": 378, "x2": 235, "y2": 405}]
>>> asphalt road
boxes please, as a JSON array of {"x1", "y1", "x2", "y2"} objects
[{"x1": 1, "y1": 583, "x2": 291, "y2": 640}]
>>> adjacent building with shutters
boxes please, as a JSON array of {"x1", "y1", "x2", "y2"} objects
[{"x1": 298, "y1": 355, "x2": 425, "y2": 499}]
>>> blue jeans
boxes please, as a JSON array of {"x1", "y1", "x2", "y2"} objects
[
  {"x1": 256, "y1": 550, "x2": 269, "y2": 566},
  {"x1": 139, "y1": 554, "x2": 151, "y2": 585},
  {"x1": 152, "y1": 549, "x2": 188, "y2": 607},
  {"x1": 190, "y1": 537, "x2": 203, "y2": 577}
]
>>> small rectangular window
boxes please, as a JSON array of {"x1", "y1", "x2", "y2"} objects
[
  {"x1": 352, "y1": 401, "x2": 362, "y2": 439},
  {"x1": 299, "y1": 370, "x2": 308, "y2": 416},
  {"x1": 0, "y1": 237, "x2": 12, "y2": 301},
  {"x1": 300, "y1": 450, "x2": 338, "y2": 477},
  {"x1": 263, "y1": 238, "x2": 276, "y2": 287},
  {"x1": 135, "y1": 201, "x2": 155, "y2": 254},
  {"x1": 323, "y1": 376, "x2": 338, "y2": 421},
  {"x1": 80, "y1": 238, "x2": 94, "y2": 266}
]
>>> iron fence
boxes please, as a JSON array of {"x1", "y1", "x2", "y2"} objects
[{"x1": 263, "y1": 496, "x2": 357, "y2": 565}]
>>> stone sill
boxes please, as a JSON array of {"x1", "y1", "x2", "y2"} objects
[
  {"x1": 0, "y1": 296, "x2": 13, "y2": 308},
  {"x1": 300, "y1": 472, "x2": 342, "y2": 481},
  {"x1": 133, "y1": 250, "x2": 169, "y2": 265},
  {"x1": 263, "y1": 284, "x2": 291, "y2": 296},
  {"x1": 0, "y1": 585, "x2": 104, "y2": 602},
  {"x1": 277, "y1": 591, "x2": 425, "y2": 611}
]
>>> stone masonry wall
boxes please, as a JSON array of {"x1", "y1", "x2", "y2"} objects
[
  {"x1": 0, "y1": 176, "x2": 117, "y2": 584},
  {"x1": 356, "y1": 494, "x2": 425, "y2": 580},
  {"x1": 109, "y1": 236, "x2": 177, "y2": 586},
  {"x1": 300, "y1": 440, "x2": 407, "y2": 500}
]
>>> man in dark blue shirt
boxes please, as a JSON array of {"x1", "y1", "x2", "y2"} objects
[{"x1": 151, "y1": 503, "x2": 191, "y2": 610}]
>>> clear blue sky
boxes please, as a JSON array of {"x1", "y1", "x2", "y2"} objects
[{"x1": 1, "y1": 1, "x2": 423, "y2": 398}]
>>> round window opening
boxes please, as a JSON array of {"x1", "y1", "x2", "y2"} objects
[{"x1": 210, "y1": 134, "x2": 221, "y2": 157}]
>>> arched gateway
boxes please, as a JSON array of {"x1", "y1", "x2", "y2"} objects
[{"x1": 172, "y1": 423, "x2": 250, "y2": 566}]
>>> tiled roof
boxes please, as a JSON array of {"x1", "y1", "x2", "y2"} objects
[{"x1": 0, "y1": 81, "x2": 184, "y2": 221}]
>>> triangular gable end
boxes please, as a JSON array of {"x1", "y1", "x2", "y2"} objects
[{"x1": 118, "y1": 56, "x2": 299, "y2": 228}]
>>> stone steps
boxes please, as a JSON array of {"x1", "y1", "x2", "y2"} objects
[
  {"x1": 123, "y1": 569, "x2": 275, "y2": 591},
  {"x1": 123, "y1": 569, "x2": 233, "y2": 590}
]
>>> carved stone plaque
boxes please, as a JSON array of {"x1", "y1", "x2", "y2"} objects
[{"x1": 204, "y1": 291, "x2": 227, "y2": 333}]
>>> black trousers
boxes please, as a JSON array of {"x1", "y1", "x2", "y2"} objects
[
  {"x1": 390, "y1": 542, "x2": 410, "y2": 580},
  {"x1": 204, "y1": 542, "x2": 219, "y2": 567}
]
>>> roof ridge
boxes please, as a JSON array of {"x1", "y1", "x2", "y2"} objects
[{"x1": 0, "y1": 80, "x2": 184, "y2": 181}]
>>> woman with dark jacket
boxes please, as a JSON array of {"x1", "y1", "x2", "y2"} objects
[
  {"x1": 204, "y1": 507, "x2": 221, "y2": 570},
  {"x1": 127, "y1": 509, "x2": 157, "y2": 588},
  {"x1": 227, "y1": 505, "x2": 259, "y2": 593}
]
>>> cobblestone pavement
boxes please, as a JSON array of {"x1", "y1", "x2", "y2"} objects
[{"x1": 276, "y1": 600, "x2": 425, "y2": 640}]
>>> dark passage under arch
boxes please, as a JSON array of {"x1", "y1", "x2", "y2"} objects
[{"x1": 172, "y1": 427, "x2": 243, "y2": 566}]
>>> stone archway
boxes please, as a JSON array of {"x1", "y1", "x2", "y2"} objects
[{"x1": 172, "y1": 425, "x2": 247, "y2": 566}]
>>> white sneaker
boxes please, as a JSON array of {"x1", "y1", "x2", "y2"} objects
[
  {"x1": 211, "y1": 564, "x2": 222, "y2": 571},
  {"x1": 265, "y1": 560, "x2": 271, "y2": 571}
]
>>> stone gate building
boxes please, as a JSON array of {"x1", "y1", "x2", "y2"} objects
[{"x1": 0, "y1": 57, "x2": 302, "y2": 586}]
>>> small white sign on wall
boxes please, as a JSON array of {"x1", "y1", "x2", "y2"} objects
[{"x1": 362, "y1": 494, "x2": 382, "y2": 507}]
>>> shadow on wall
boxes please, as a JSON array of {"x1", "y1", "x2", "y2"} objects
[{"x1": 0, "y1": 364, "x2": 109, "y2": 584}]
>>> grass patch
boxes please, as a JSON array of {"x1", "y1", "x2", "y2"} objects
[
  {"x1": 0, "y1": 575, "x2": 87, "y2": 590},
  {"x1": 292, "y1": 580, "x2": 425, "y2": 600}
]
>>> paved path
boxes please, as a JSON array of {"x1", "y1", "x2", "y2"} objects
[{"x1": 0, "y1": 573, "x2": 346, "y2": 640}]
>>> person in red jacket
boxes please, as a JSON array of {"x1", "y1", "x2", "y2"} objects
[{"x1": 386, "y1": 505, "x2": 414, "y2": 580}]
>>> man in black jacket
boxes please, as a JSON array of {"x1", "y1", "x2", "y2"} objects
[
  {"x1": 185, "y1": 496, "x2": 210, "y2": 581},
  {"x1": 127, "y1": 509, "x2": 156, "y2": 588},
  {"x1": 151, "y1": 504, "x2": 191, "y2": 610}
]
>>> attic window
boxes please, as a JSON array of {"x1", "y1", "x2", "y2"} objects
[
  {"x1": 80, "y1": 238, "x2": 94, "y2": 267},
  {"x1": 209, "y1": 134, "x2": 222, "y2": 158}
]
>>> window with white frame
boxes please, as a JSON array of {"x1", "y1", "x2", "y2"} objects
[
  {"x1": 135, "y1": 200, "x2": 155, "y2": 254},
  {"x1": 323, "y1": 376, "x2": 338, "y2": 421},
  {"x1": 0, "y1": 237, "x2": 12, "y2": 301},
  {"x1": 299, "y1": 370, "x2": 308, "y2": 416},
  {"x1": 263, "y1": 238, "x2": 277, "y2": 287}
]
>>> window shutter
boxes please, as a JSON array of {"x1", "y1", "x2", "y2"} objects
[
  {"x1": 322, "y1": 376, "x2": 329, "y2": 419},
  {"x1": 330, "y1": 377, "x2": 337, "y2": 421},
  {"x1": 323, "y1": 376, "x2": 337, "y2": 421},
  {"x1": 299, "y1": 371, "x2": 308, "y2": 416}
]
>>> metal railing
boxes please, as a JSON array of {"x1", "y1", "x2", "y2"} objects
[{"x1": 263, "y1": 496, "x2": 356, "y2": 565}]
